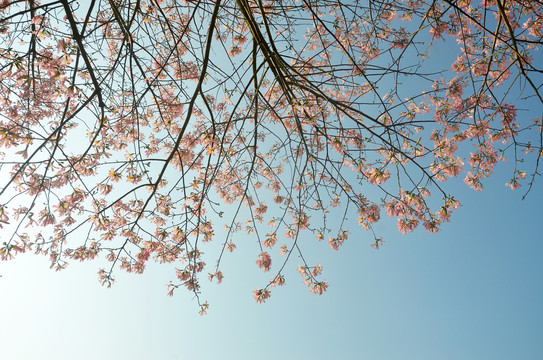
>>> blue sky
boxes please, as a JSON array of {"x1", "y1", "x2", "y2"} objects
[
  {"x1": 1, "y1": 162, "x2": 542, "y2": 359},
  {"x1": 1, "y1": 2, "x2": 543, "y2": 359}
]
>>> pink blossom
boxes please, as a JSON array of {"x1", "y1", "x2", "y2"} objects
[
  {"x1": 256, "y1": 252, "x2": 272, "y2": 272},
  {"x1": 311, "y1": 264, "x2": 323, "y2": 277},
  {"x1": 226, "y1": 241, "x2": 236, "y2": 252},
  {"x1": 364, "y1": 167, "x2": 391, "y2": 185},
  {"x1": 263, "y1": 233, "x2": 277, "y2": 248},
  {"x1": 271, "y1": 275, "x2": 286, "y2": 287},
  {"x1": 253, "y1": 288, "x2": 271, "y2": 303},
  {"x1": 371, "y1": 237, "x2": 384, "y2": 249},
  {"x1": 310, "y1": 281, "x2": 328, "y2": 295},
  {"x1": 328, "y1": 230, "x2": 348, "y2": 250}
]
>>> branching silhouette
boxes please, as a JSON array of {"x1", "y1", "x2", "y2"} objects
[{"x1": 0, "y1": 0, "x2": 541, "y2": 312}]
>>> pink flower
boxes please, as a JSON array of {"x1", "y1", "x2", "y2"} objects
[
  {"x1": 371, "y1": 237, "x2": 383, "y2": 249},
  {"x1": 311, "y1": 264, "x2": 323, "y2": 277},
  {"x1": 328, "y1": 230, "x2": 348, "y2": 250},
  {"x1": 253, "y1": 288, "x2": 271, "y2": 303},
  {"x1": 263, "y1": 233, "x2": 277, "y2": 248},
  {"x1": 397, "y1": 218, "x2": 419, "y2": 234},
  {"x1": 271, "y1": 275, "x2": 286, "y2": 287},
  {"x1": 364, "y1": 167, "x2": 391, "y2": 185},
  {"x1": 310, "y1": 281, "x2": 329, "y2": 295},
  {"x1": 255, "y1": 202, "x2": 268, "y2": 215},
  {"x1": 256, "y1": 251, "x2": 272, "y2": 272},
  {"x1": 208, "y1": 271, "x2": 224, "y2": 284},
  {"x1": 199, "y1": 302, "x2": 209, "y2": 316},
  {"x1": 226, "y1": 241, "x2": 236, "y2": 252},
  {"x1": 505, "y1": 179, "x2": 520, "y2": 190}
]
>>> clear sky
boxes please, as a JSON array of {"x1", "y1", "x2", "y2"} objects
[
  {"x1": 1, "y1": 161, "x2": 542, "y2": 359},
  {"x1": 1, "y1": 2, "x2": 543, "y2": 360}
]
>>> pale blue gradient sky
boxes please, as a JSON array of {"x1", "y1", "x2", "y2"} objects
[
  {"x1": 1, "y1": 5, "x2": 543, "y2": 359},
  {"x1": 1, "y1": 164, "x2": 542, "y2": 359}
]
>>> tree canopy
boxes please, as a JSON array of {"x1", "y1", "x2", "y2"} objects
[{"x1": 0, "y1": 0, "x2": 541, "y2": 313}]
